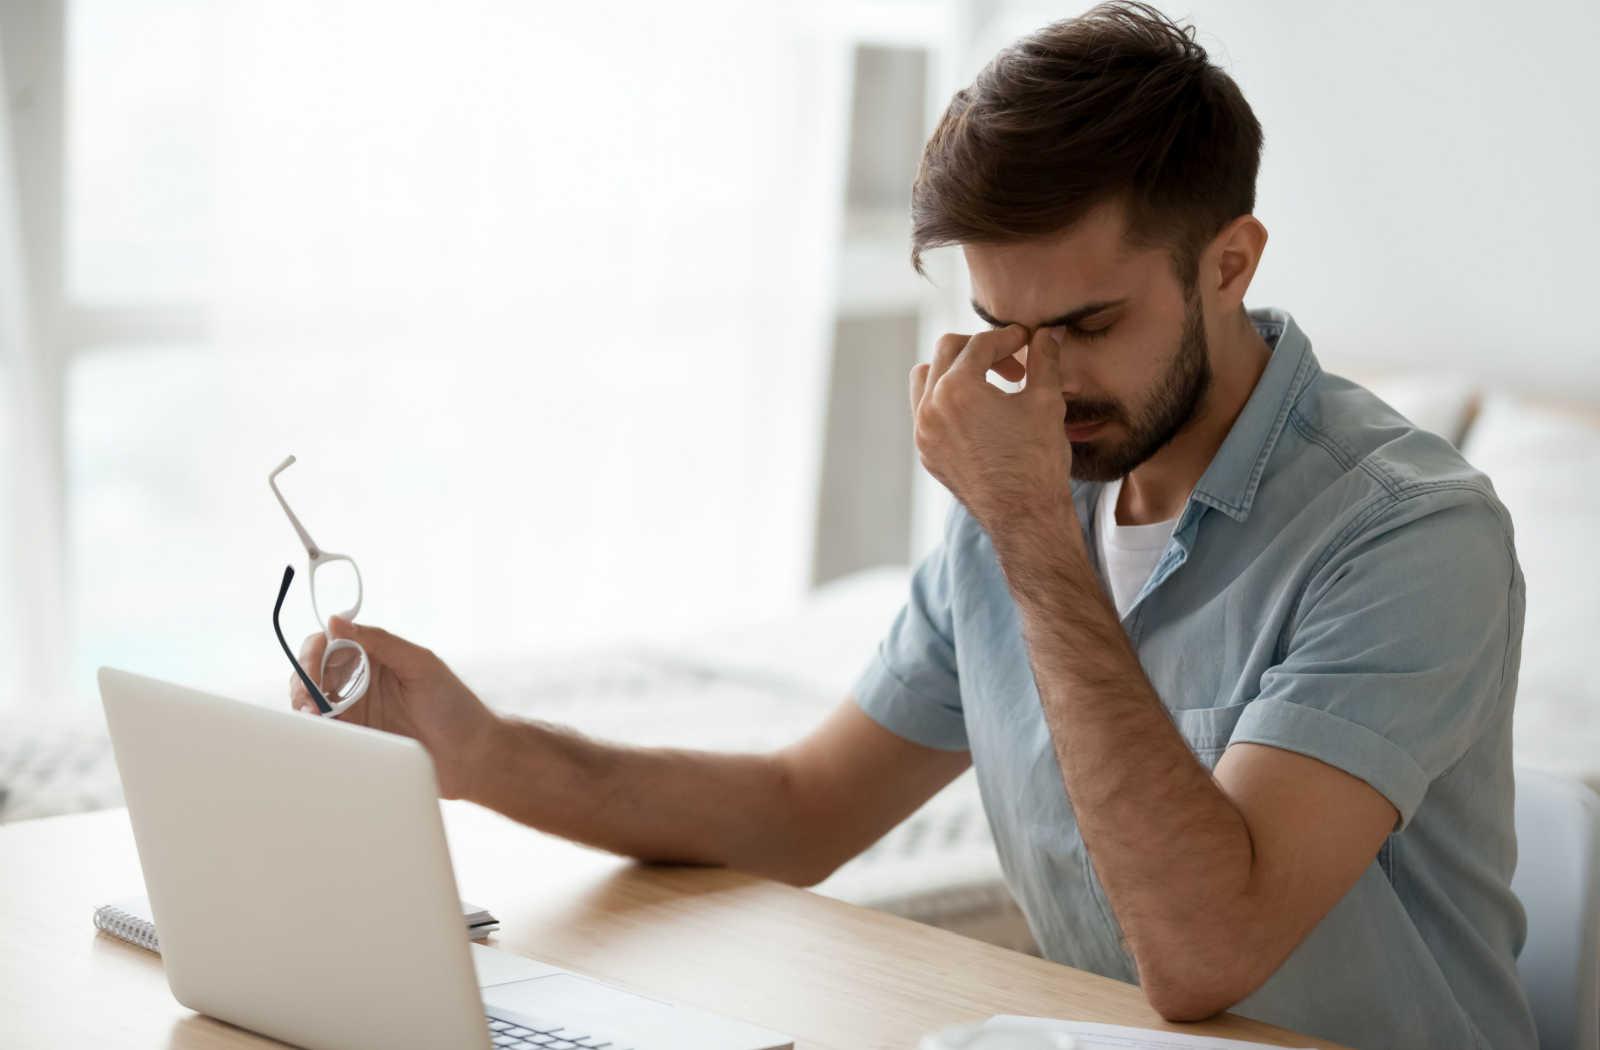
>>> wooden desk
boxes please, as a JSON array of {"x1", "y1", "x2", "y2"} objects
[{"x1": 0, "y1": 804, "x2": 1346, "y2": 1049}]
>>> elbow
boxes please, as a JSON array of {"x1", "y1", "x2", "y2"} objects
[
  {"x1": 766, "y1": 751, "x2": 847, "y2": 889},
  {"x1": 1137, "y1": 955, "x2": 1261, "y2": 1024},
  {"x1": 778, "y1": 854, "x2": 842, "y2": 889},
  {"x1": 1143, "y1": 984, "x2": 1235, "y2": 1024}
]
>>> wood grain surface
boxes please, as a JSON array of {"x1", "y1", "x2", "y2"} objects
[{"x1": 0, "y1": 803, "x2": 1350, "y2": 1049}]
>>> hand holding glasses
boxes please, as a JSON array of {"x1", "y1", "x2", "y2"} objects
[{"x1": 269, "y1": 455, "x2": 370, "y2": 716}]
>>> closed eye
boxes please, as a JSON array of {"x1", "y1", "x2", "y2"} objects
[{"x1": 987, "y1": 323, "x2": 1113, "y2": 342}]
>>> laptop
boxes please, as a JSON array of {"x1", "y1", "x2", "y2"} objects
[{"x1": 98, "y1": 667, "x2": 794, "y2": 1050}]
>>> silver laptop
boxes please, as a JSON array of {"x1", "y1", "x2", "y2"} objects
[{"x1": 99, "y1": 667, "x2": 793, "y2": 1050}]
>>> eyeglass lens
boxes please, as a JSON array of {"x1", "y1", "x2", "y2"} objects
[
  {"x1": 312, "y1": 558, "x2": 361, "y2": 625},
  {"x1": 321, "y1": 641, "x2": 370, "y2": 704}
]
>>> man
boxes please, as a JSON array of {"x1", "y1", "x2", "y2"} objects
[{"x1": 292, "y1": 3, "x2": 1536, "y2": 1047}]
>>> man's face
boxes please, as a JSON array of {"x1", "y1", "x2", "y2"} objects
[{"x1": 962, "y1": 199, "x2": 1212, "y2": 483}]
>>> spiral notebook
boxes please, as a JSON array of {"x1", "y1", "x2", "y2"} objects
[{"x1": 93, "y1": 895, "x2": 499, "y2": 954}]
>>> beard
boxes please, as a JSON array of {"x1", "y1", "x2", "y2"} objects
[{"x1": 1066, "y1": 286, "x2": 1212, "y2": 483}]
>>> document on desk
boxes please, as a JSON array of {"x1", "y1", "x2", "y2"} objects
[{"x1": 984, "y1": 1015, "x2": 1315, "y2": 1049}]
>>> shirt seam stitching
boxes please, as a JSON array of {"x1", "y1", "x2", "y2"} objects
[
  {"x1": 1300, "y1": 477, "x2": 1506, "y2": 587},
  {"x1": 1288, "y1": 407, "x2": 1509, "y2": 510},
  {"x1": 1281, "y1": 485, "x2": 1513, "y2": 792}
]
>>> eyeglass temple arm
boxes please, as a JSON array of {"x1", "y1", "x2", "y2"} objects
[
  {"x1": 269, "y1": 456, "x2": 322, "y2": 558},
  {"x1": 274, "y1": 564, "x2": 332, "y2": 715}
]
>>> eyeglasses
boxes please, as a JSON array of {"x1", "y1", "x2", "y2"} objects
[{"x1": 269, "y1": 455, "x2": 370, "y2": 716}]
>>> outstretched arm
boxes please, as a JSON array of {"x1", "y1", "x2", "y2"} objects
[{"x1": 291, "y1": 621, "x2": 969, "y2": 887}]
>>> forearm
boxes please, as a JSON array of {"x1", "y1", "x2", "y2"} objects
[
  {"x1": 466, "y1": 714, "x2": 817, "y2": 886},
  {"x1": 994, "y1": 506, "x2": 1260, "y2": 1006}
]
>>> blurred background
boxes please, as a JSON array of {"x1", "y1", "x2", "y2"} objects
[{"x1": 2, "y1": 0, "x2": 1597, "y2": 937}]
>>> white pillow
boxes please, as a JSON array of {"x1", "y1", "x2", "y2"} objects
[
  {"x1": 651, "y1": 564, "x2": 914, "y2": 700},
  {"x1": 1461, "y1": 394, "x2": 1600, "y2": 788}
]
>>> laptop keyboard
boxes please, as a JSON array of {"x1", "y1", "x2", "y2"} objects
[{"x1": 486, "y1": 1014, "x2": 632, "y2": 1049}]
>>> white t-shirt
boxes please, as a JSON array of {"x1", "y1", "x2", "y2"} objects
[{"x1": 1095, "y1": 476, "x2": 1179, "y2": 619}]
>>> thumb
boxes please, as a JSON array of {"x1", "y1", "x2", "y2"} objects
[
  {"x1": 328, "y1": 616, "x2": 420, "y2": 671},
  {"x1": 1025, "y1": 325, "x2": 1064, "y2": 395}
]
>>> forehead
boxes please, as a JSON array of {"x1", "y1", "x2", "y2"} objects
[{"x1": 963, "y1": 199, "x2": 1167, "y2": 326}]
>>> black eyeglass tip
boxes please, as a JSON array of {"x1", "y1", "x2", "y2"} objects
[
  {"x1": 273, "y1": 564, "x2": 296, "y2": 618},
  {"x1": 273, "y1": 563, "x2": 332, "y2": 715}
]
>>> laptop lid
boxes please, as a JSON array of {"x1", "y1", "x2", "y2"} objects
[{"x1": 99, "y1": 667, "x2": 491, "y2": 1050}]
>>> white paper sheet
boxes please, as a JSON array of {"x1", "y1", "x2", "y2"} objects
[{"x1": 984, "y1": 1015, "x2": 1315, "y2": 1050}]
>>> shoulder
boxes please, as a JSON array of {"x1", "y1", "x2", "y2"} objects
[{"x1": 1277, "y1": 370, "x2": 1517, "y2": 567}]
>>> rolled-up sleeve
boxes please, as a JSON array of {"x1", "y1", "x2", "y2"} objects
[
  {"x1": 1229, "y1": 489, "x2": 1521, "y2": 830},
  {"x1": 851, "y1": 511, "x2": 968, "y2": 751}
]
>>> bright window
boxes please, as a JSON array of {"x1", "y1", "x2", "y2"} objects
[{"x1": 32, "y1": 0, "x2": 845, "y2": 710}]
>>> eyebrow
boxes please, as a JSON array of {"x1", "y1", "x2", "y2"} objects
[{"x1": 970, "y1": 297, "x2": 1128, "y2": 330}]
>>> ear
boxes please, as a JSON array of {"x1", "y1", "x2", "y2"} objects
[{"x1": 1206, "y1": 214, "x2": 1268, "y2": 313}]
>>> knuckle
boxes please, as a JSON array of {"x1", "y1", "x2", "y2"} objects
[{"x1": 931, "y1": 379, "x2": 966, "y2": 410}]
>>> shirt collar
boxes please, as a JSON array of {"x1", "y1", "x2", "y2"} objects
[{"x1": 1189, "y1": 306, "x2": 1319, "y2": 523}]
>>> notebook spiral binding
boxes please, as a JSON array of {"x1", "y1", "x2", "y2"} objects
[
  {"x1": 93, "y1": 897, "x2": 496, "y2": 955},
  {"x1": 93, "y1": 902, "x2": 161, "y2": 954}
]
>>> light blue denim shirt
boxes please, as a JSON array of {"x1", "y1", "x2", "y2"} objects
[{"x1": 853, "y1": 306, "x2": 1537, "y2": 1050}]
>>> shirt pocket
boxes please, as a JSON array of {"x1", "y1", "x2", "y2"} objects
[{"x1": 1169, "y1": 702, "x2": 1250, "y2": 769}]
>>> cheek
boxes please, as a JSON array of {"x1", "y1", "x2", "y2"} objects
[
  {"x1": 1067, "y1": 344, "x2": 1141, "y2": 410},
  {"x1": 1101, "y1": 331, "x2": 1172, "y2": 403}
]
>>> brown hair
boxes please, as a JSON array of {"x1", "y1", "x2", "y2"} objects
[{"x1": 910, "y1": 1, "x2": 1264, "y2": 291}]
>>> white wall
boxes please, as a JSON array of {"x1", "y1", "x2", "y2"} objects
[{"x1": 980, "y1": 0, "x2": 1600, "y2": 398}]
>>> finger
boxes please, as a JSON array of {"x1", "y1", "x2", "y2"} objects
[
  {"x1": 909, "y1": 362, "x2": 931, "y2": 415},
  {"x1": 1024, "y1": 325, "x2": 1065, "y2": 397},
  {"x1": 990, "y1": 351, "x2": 1026, "y2": 384},
  {"x1": 289, "y1": 672, "x2": 326, "y2": 712},
  {"x1": 952, "y1": 324, "x2": 1030, "y2": 378},
  {"x1": 289, "y1": 631, "x2": 329, "y2": 709},
  {"x1": 298, "y1": 630, "x2": 328, "y2": 670},
  {"x1": 922, "y1": 332, "x2": 970, "y2": 403},
  {"x1": 328, "y1": 616, "x2": 425, "y2": 673}
]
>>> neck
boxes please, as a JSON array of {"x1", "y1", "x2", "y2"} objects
[{"x1": 1116, "y1": 309, "x2": 1272, "y2": 525}]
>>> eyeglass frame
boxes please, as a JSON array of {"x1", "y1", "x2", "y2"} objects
[
  {"x1": 274, "y1": 564, "x2": 333, "y2": 713},
  {"x1": 268, "y1": 455, "x2": 369, "y2": 716}
]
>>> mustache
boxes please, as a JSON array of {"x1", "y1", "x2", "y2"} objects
[{"x1": 1062, "y1": 400, "x2": 1123, "y2": 427}]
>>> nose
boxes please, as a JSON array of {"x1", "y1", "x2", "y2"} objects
[
  {"x1": 1019, "y1": 338, "x2": 1083, "y2": 397},
  {"x1": 1048, "y1": 349, "x2": 1085, "y2": 398}
]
